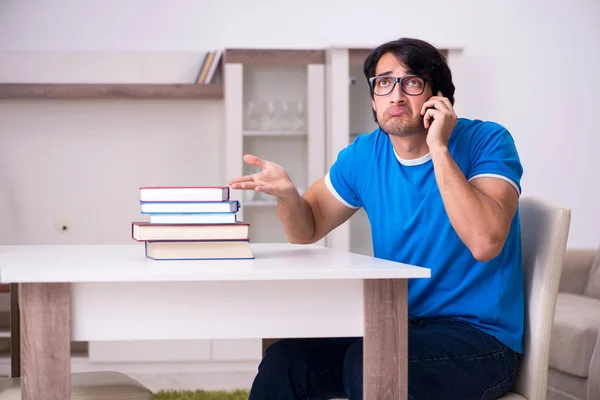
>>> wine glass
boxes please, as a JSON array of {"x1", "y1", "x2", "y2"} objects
[
  {"x1": 264, "y1": 100, "x2": 277, "y2": 131},
  {"x1": 245, "y1": 100, "x2": 261, "y2": 131},
  {"x1": 280, "y1": 101, "x2": 292, "y2": 132},
  {"x1": 294, "y1": 101, "x2": 305, "y2": 133}
]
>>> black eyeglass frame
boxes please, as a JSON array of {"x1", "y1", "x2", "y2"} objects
[{"x1": 368, "y1": 75, "x2": 427, "y2": 97}]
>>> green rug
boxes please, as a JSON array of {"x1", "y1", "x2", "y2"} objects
[{"x1": 153, "y1": 389, "x2": 250, "y2": 400}]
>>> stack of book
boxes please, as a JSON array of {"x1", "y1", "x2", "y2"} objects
[{"x1": 131, "y1": 186, "x2": 254, "y2": 260}]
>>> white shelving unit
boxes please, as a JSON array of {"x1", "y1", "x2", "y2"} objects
[{"x1": 224, "y1": 49, "x2": 326, "y2": 245}]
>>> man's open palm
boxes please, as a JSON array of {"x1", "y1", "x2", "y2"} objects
[{"x1": 228, "y1": 154, "x2": 297, "y2": 199}]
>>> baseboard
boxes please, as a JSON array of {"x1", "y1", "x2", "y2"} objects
[{"x1": 0, "y1": 355, "x2": 259, "y2": 391}]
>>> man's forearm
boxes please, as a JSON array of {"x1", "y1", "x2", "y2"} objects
[
  {"x1": 276, "y1": 193, "x2": 317, "y2": 244},
  {"x1": 430, "y1": 146, "x2": 506, "y2": 261}
]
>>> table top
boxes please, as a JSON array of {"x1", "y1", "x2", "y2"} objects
[{"x1": 0, "y1": 242, "x2": 430, "y2": 283}]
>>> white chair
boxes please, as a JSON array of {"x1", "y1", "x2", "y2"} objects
[
  {"x1": 0, "y1": 371, "x2": 153, "y2": 399},
  {"x1": 320, "y1": 196, "x2": 572, "y2": 400},
  {"x1": 498, "y1": 196, "x2": 571, "y2": 399}
]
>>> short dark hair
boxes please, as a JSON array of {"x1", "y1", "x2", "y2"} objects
[{"x1": 363, "y1": 38, "x2": 455, "y2": 107}]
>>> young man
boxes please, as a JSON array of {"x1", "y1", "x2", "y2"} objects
[{"x1": 229, "y1": 37, "x2": 523, "y2": 400}]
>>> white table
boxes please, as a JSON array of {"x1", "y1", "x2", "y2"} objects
[{"x1": 0, "y1": 242, "x2": 430, "y2": 400}]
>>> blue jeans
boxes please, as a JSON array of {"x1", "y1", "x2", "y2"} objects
[{"x1": 249, "y1": 317, "x2": 519, "y2": 400}]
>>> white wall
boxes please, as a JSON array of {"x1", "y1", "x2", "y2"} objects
[{"x1": 1, "y1": 0, "x2": 598, "y2": 248}]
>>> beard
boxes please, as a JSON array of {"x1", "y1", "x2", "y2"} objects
[
  {"x1": 378, "y1": 114, "x2": 426, "y2": 137},
  {"x1": 376, "y1": 105, "x2": 426, "y2": 137}
]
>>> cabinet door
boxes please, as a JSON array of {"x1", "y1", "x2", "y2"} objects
[{"x1": 224, "y1": 50, "x2": 326, "y2": 245}]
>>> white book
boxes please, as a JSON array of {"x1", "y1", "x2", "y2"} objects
[
  {"x1": 150, "y1": 213, "x2": 236, "y2": 224},
  {"x1": 139, "y1": 186, "x2": 229, "y2": 202}
]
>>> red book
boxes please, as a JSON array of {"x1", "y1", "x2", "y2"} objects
[{"x1": 132, "y1": 221, "x2": 250, "y2": 242}]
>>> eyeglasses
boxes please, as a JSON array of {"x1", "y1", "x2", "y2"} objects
[{"x1": 369, "y1": 75, "x2": 426, "y2": 96}]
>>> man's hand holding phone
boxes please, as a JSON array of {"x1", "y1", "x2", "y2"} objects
[{"x1": 421, "y1": 91, "x2": 458, "y2": 151}]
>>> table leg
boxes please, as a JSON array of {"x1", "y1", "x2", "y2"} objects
[
  {"x1": 20, "y1": 283, "x2": 71, "y2": 400},
  {"x1": 363, "y1": 279, "x2": 408, "y2": 400},
  {"x1": 10, "y1": 283, "x2": 20, "y2": 377}
]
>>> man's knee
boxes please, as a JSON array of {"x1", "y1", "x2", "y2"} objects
[
  {"x1": 260, "y1": 339, "x2": 307, "y2": 373},
  {"x1": 251, "y1": 339, "x2": 315, "y2": 399}
]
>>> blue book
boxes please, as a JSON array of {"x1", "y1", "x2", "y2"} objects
[{"x1": 141, "y1": 200, "x2": 240, "y2": 214}]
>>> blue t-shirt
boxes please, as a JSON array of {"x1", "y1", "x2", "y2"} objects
[{"x1": 325, "y1": 118, "x2": 524, "y2": 353}]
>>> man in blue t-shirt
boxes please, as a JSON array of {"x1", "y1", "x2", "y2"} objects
[{"x1": 229, "y1": 37, "x2": 523, "y2": 400}]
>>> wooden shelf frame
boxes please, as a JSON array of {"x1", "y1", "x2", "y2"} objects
[
  {"x1": 349, "y1": 47, "x2": 449, "y2": 66},
  {"x1": 224, "y1": 49, "x2": 325, "y2": 66},
  {"x1": 0, "y1": 83, "x2": 224, "y2": 100},
  {"x1": 0, "y1": 49, "x2": 324, "y2": 100},
  {"x1": 0, "y1": 47, "x2": 455, "y2": 101}
]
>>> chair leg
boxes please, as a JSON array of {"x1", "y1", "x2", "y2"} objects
[{"x1": 10, "y1": 283, "x2": 20, "y2": 377}]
